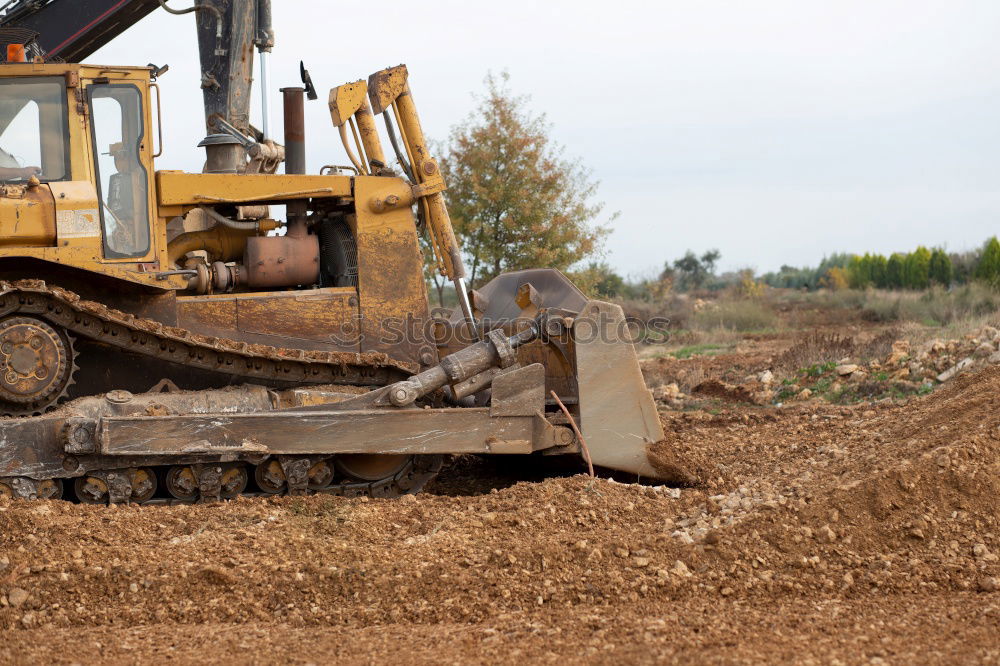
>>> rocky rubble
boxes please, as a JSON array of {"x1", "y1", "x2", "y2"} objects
[{"x1": 650, "y1": 324, "x2": 1000, "y2": 408}]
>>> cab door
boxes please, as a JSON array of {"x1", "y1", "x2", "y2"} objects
[{"x1": 86, "y1": 81, "x2": 154, "y2": 261}]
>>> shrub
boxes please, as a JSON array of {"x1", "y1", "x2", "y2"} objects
[{"x1": 693, "y1": 299, "x2": 774, "y2": 332}]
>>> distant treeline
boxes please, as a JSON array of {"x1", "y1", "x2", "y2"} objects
[
  {"x1": 576, "y1": 237, "x2": 1000, "y2": 300},
  {"x1": 761, "y1": 237, "x2": 1000, "y2": 291}
]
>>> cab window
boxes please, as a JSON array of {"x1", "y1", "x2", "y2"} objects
[
  {"x1": 0, "y1": 77, "x2": 69, "y2": 182},
  {"x1": 88, "y1": 83, "x2": 150, "y2": 259}
]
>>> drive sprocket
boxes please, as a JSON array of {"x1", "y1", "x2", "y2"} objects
[{"x1": 0, "y1": 316, "x2": 77, "y2": 416}]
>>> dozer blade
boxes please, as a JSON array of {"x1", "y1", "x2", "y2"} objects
[
  {"x1": 573, "y1": 299, "x2": 664, "y2": 478},
  {"x1": 468, "y1": 269, "x2": 665, "y2": 479}
]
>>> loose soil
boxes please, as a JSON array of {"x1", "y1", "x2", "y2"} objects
[{"x1": 1, "y1": 355, "x2": 999, "y2": 663}]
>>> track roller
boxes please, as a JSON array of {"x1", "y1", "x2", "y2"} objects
[
  {"x1": 74, "y1": 468, "x2": 153, "y2": 504},
  {"x1": 220, "y1": 464, "x2": 249, "y2": 499},
  {"x1": 0, "y1": 476, "x2": 62, "y2": 500},
  {"x1": 165, "y1": 465, "x2": 198, "y2": 502}
]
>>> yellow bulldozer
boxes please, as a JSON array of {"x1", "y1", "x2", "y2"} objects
[{"x1": 0, "y1": 0, "x2": 663, "y2": 503}]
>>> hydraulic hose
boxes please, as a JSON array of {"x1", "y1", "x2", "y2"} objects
[
  {"x1": 382, "y1": 112, "x2": 415, "y2": 183},
  {"x1": 200, "y1": 206, "x2": 262, "y2": 231},
  {"x1": 157, "y1": 0, "x2": 223, "y2": 49}
]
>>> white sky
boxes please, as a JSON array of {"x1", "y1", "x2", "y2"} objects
[{"x1": 91, "y1": 0, "x2": 1000, "y2": 278}]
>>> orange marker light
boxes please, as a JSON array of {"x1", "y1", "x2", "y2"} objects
[{"x1": 6, "y1": 44, "x2": 26, "y2": 63}]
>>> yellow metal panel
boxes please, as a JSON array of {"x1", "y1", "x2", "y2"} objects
[
  {"x1": 367, "y1": 65, "x2": 409, "y2": 115},
  {"x1": 0, "y1": 185, "x2": 55, "y2": 247},
  {"x1": 48, "y1": 180, "x2": 101, "y2": 249},
  {"x1": 353, "y1": 176, "x2": 432, "y2": 367},
  {"x1": 328, "y1": 81, "x2": 367, "y2": 127},
  {"x1": 155, "y1": 172, "x2": 353, "y2": 206}
]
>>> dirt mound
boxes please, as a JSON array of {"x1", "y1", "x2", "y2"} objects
[{"x1": 649, "y1": 365, "x2": 1000, "y2": 598}]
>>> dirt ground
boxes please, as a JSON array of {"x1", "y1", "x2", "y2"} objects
[{"x1": 2, "y1": 338, "x2": 999, "y2": 664}]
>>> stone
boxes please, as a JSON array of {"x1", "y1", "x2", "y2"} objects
[
  {"x1": 653, "y1": 383, "x2": 683, "y2": 402},
  {"x1": 7, "y1": 587, "x2": 28, "y2": 607},
  {"x1": 937, "y1": 357, "x2": 975, "y2": 383},
  {"x1": 887, "y1": 340, "x2": 911, "y2": 365},
  {"x1": 989, "y1": 351, "x2": 1000, "y2": 365},
  {"x1": 978, "y1": 576, "x2": 999, "y2": 592},
  {"x1": 671, "y1": 530, "x2": 694, "y2": 545},
  {"x1": 926, "y1": 339, "x2": 946, "y2": 354},
  {"x1": 836, "y1": 364, "x2": 859, "y2": 376},
  {"x1": 974, "y1": 342, "x2": 995, "y2": 358},
  {"x1": 797, "y1": 388, "x2": 812, "y2": 400},
  {"x1": 757, "y1": 370, "x2": 774, "y2": 385},
  {"x1": 671, "y1": 560, "x2": 691, "y2": 577},
  {"x1": 817, "y1": 525, "x2": 837, "y2": 543},
  {"x1": 720, "y1": 586, "x2": 734, "y2": 596}
]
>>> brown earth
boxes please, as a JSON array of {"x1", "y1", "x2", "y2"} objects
[{"x1": 1, "y1": 365, "x2": 999, "y2": 663}]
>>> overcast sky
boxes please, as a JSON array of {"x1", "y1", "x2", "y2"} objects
[{"x1": 91, "y1": 0, "x2": 1000, "y2": 279}]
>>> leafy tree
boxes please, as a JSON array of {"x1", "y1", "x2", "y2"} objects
[
  {"x1": 847, "y1": 254, "x2": 875, "y2": 289},
  {"x1": 870, "y1": 254, "x2": 889, "y2": 288},
  {"x1": 950, "y1": 249, "x2": 980, "y2": 285},
  {"x1": 671, "y1": 249, "x2": 720, "y2": 291},
  {"x1": 574, "y1": 261, "x2": 625, "y2": 298},
  {"x1": 975, "y1": 236, "x2": 1000, "y2": 286},
  {"x1": 440, "y1": 72, "x2": 610, "y2": 288},
  {"x1": 929, "y1": 248, "x2": 953, "y2": 286},
  {"x1": 903, "y1": 247, "x2": 931, "y2": 289},
  {"x1": 820, "y1": 266, "x2": 849, "y2": 290},
  {"x1": 886, "y1": 253, "x2": 905, "y2": 289}
]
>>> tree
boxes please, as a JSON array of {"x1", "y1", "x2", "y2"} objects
[
  {"x1": 871, "y1": 254, "x2": 889, "y2": 288},
  {"x1": 903, "y1": 247, "x2": 931, "y2": 289},
  {"x1": 671, "y1": 249, "x2": 720, "y2": 291},
  {"x1": 929, "y1": 248, "x2": 952, "y2": 286},
  {"x1": 439, "y1": 72, "x2": 610, "y2": 288},
  {"x1": 820, "y1": 266, "x2": 849, "y2": 290},
  {"x1": 886, "y1": 253, "x2": 905, "y2": 289},
  {"x1": 573, "y1": 261, "x2": 625, "y2": 298},
  {"x1": 975, "y1": 236, "x2": 1000, "y2": 286},
  {"x1": 847, "y1": 254, "x2": 871, "y2": 289}
]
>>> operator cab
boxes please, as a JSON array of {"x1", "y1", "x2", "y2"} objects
[
  {"x1": 0, "y1": 64, "x2": 155, "y2": 265},
  {"x1": 0, "y1": 75, "x2": 68, "y2": 183}
]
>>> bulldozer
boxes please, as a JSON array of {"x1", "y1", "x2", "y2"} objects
[{"x1": 0, "y1": 0, "x2": 664, "y2": 503}]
